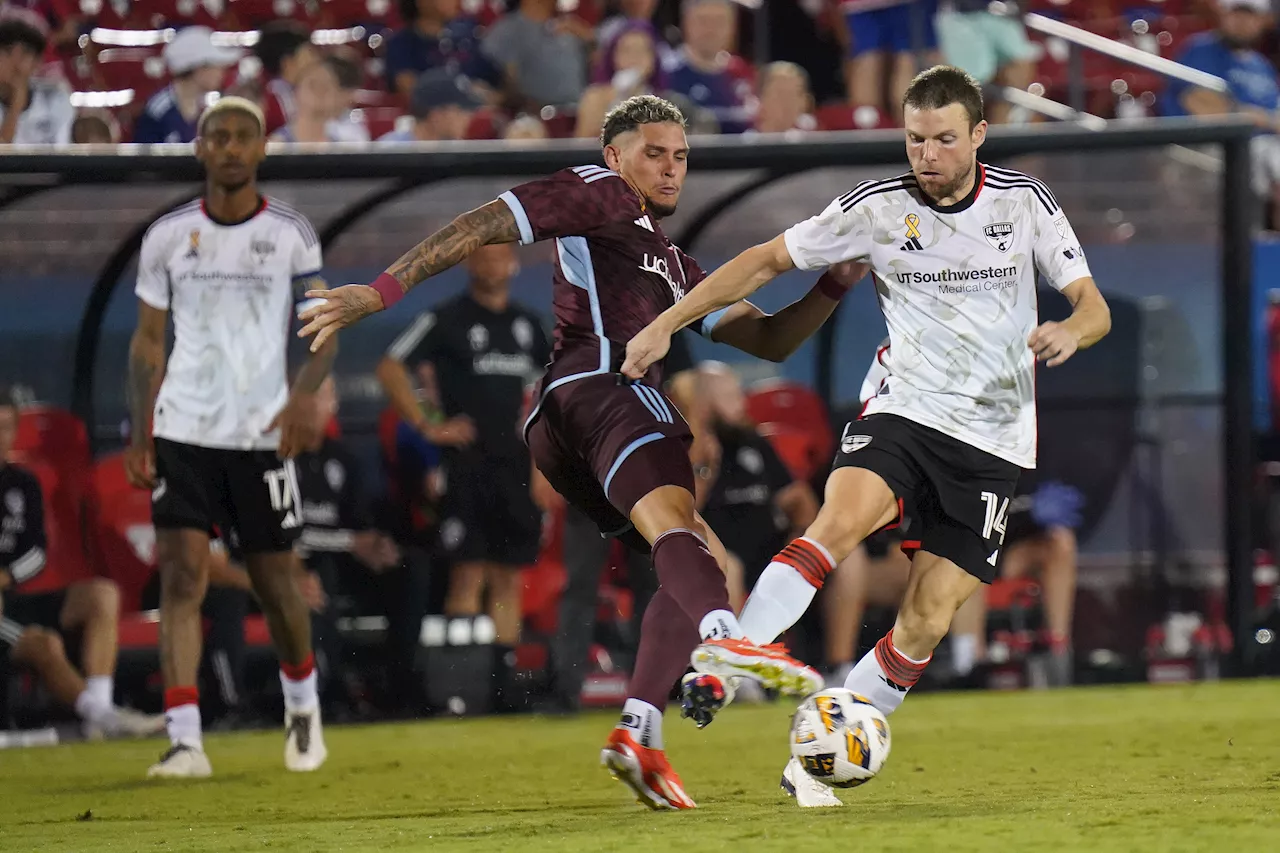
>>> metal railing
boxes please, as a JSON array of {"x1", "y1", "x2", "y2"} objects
[{"x1": 1021, "y1": 12, "x2": 1228, "y2": 111}]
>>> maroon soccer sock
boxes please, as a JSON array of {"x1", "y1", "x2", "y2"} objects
[
  {"x1": 628, "y1": 587, "x2": 701, "y2": 711},
  {"x1": 649, "y1": 529, "x2": 737, "y2": 638}
]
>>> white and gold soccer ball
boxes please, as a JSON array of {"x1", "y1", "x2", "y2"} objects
[{"x1": 790, "y1": 688, "x2": 891, "y2": 788}]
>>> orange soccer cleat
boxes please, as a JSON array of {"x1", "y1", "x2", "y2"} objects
[{"x1": 600, "y1": 727, "x2": 697, "y2": 810}]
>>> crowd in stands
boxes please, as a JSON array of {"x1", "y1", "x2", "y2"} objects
[{"x1": 0, "y1": 0, "x2": 1271, "y2": 148}]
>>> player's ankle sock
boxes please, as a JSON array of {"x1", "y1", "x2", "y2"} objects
[
  {"x1": 74, "y1": 687, "x2": 113, "y2": 724},
  {"x1": 952, "y1": 634, "x2": 979, "y2": 677},
  {"x1": 629, "y1": 588, "x2": 701, "y2": 711},
  {"x1": 85, "y1": 675, "x2": 114, "y2": 709},
  {"x1": 844, "y1": 630, "x2": 931, "y2": 715},
  {"x1": 280, "y1": 653, "x2": 319, "y2": 711},
  {"x1": 163, "y1": 686, "x2": 203, "y2": 749},
  {"x1": 738, "y1": 538, "x2": 835, "y2": 644},
  {"x1": 650, "y1": 529, "x2": 742, "y2": 639},
  {"x1": 618, "y1": 698, "x2": 664, "y2": 750}
]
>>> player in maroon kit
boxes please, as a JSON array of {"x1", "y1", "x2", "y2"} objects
[{"x1": 299, "y1": 95, "x2": 864, "y2": 809}]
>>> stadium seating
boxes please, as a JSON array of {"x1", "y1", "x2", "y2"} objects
[{"x1": 745, "y1": 379, "x2": 835, "y2": 479}]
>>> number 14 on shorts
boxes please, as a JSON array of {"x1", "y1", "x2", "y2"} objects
[{"x1": 981, "y1": 490, "x2": 1009, "y2": 555}]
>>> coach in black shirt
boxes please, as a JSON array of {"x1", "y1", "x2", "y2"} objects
[{"x1": 377, "y1": 243, "x2": 550, "y2": 702}]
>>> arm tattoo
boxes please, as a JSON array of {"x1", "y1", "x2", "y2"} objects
[
  {"x1": 385, "y1": 199, "x2": 520, "y2": 293},
  {"x1": 127, "y1": 334, "x2": 164, "y2": 445}
]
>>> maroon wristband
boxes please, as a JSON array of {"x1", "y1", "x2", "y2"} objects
[
  {"x1": 369, "y1": 273, "x2": 404, "y2": 310},
  {"x1": 815, "y1": 272, "x2": 851, "y2": 301}
]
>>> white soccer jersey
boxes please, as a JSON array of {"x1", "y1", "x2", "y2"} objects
[
  {"x1": 785, "y1": 164, "x2": 1093, "y2": 468},
  {"x1": 135, "y1": 197, "x2": 323, "y2": 451}
]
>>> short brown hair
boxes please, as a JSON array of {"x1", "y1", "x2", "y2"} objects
[
  {"x1": 601, "y1": 94, "x2": 687, "y2": 147},
  {"x1": 903, "y1": 65, "x2": 984, "y2": 129}
]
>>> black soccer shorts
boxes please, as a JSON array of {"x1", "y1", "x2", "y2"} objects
[
  {"x1": 833, "y1": 414, "x2": 1023, "y2": 583},
  {"x1": 152, "y1": 438, "x2": 302, "y2": 554},
  {"x1": 435, "y1": 450, "x2": 542, "y2": 567}
]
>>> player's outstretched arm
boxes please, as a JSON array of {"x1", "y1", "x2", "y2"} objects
[
  {"x1": 124, "y1": 303, "x2": 168, "y2": 488},
  {"x1": 706, "y1": 261, "x2": 868, "y2": 362},
  {"x1": 274, "y1": 277, "x2": 341, "y2": 458},
  {"x1": 1029, "y1": 277, "x2": 1111, "y2": 367},
  {"x1": 622, "y1": 234, "x2": 796, "y2": 378},
  {"x1": 297, "y1": 200, "x2": 521, "y2": 352}
]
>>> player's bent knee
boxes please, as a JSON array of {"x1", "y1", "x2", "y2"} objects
[
  {"x1": 160, "y1": 558, "x2": 207, "y2": 603},
  {"x1": 808, "y1": 469, "x2": 899, "y2": 558},
  {"x1": 88, "y1": 578, "x2": 121, "y2": 616},
  {"x1": 15, "y1": 627, "x2": 64, "y2": 666}
]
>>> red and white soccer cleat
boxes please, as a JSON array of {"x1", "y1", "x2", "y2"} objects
[
  {"x1": 691, "y1": 638, "x2": 824, "y2": 699},
  {"x1": 600, "y1": 727, "x2": 697, "y2": 810}
]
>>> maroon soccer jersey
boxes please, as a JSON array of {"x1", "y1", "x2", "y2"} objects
[{"x1": 499, "y1": 164, "x2": 707, "y2": 395}]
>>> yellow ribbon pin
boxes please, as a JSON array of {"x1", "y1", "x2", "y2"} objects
[{"x1": 904, "y1": 213, "x2": 921, "y2": 240}]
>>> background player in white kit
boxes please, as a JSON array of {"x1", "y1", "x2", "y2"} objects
[
  {"x1": 125, "y1": 97, "x2": 335, "y2": 778},
  {"x1": 622, "y1": 66, "x2": 1112, "y2": 798}
]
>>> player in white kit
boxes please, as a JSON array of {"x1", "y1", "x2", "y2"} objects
[
  {"x1": 125, "y1": 97, "x2": 334, "y2": 778},
  {"x1": 622, "y1": 66, "x2": 1112, "y2": 801}
]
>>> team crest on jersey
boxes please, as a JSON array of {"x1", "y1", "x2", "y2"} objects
[
  {"x1": 1053, "y1": 215, "x2": 1068, "y2": 237},
  {"x1": 512, "y1": 317, "x2": 533, "y2": 351},
  {"x1": 324, "y1": 460, "x2": 345, "y2": 492},
  {"x1": 468, "y1": 324, "x2": 489, "y2": 352},
  {"x1": 841, "y1": 432, "x2": 872, "y2": 454},
  {"x1": 737, "y1": 447, "x2": 763, "y2": 474},
  {"x1": 984, "y1": 222, "x2": 1015, "y2": 252},
  {"x1": 250, "y1": 238, "x2": 276, "y2": 265},
  {"x1": 185, "y1": 230, "x2": 200, "y2": 259},
  {"x1": 4, "y1": 488, "x2": 24, "y2": 516}
]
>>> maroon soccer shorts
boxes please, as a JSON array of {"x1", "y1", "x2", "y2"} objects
[{"x1": 525, "y1": 374, "x2": 694, "y2": 551}]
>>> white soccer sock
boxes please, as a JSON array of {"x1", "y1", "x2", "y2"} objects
[
  {"x1": 165, "y1": 703, "x2": 203, "y2": 749},
  {"x1": 281, "y1": 669, "x2": 319, "y2": 712},
  {"x1": 738, "y1": 537, "x2": 835, "y2": 643},
  {"x1": 952, "y1": 634, "x2": 979, "y2": 677},
  {"x1": 86, "y1": 675, "x2": 114, "y2": 709},
  {"x1": 844, "y1": 633, "x2": 931, "y2": 717},
  {"x1": 619, "y1": 698, "x2": 663, "y2": 749},
  {"x1": 698, "y1": 609, "x2": 744, "y2": 641},
  {"x1": 74, "y1": 688, "x2": 113, "y2": 725}
]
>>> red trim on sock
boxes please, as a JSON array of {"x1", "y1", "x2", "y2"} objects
[
  {"x1": 873, "y1": 630, "x2": 930, "y2": 689},
  {"x1": 280, "y1": 652, "x2": 315, "y2": 682},
  {"x1": 164, "y1": 686, "x2": 199, "y2": 710},
  {"x1": 777, "y1": 539, "x2": 834, "y2": 590},
  {"x1": 899, "y1": 539, "x2": 922, "y2": 558}
]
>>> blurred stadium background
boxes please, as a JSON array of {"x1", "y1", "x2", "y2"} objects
[{"x1": 1, "y1": 0, "x2": 1279, "y2": 751}]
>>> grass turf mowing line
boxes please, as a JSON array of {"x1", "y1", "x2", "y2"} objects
[{"x1": 0, "y1": 680, "x2": 1277, "y2": 852}]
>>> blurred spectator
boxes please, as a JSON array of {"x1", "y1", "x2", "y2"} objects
[
  {"x1": 935, "y1": 1, "x2": 1036, "y2": 124},
  {"x1": 1161, "y1": 0, "x2": 1280, "y2": 214},
  {"x1": 133, "y1": 26, "x2": 242, "y2": 144},
  {"x1": 1, "y1": 0, "x2": 78, "y2": 69},
  {"x1": 385, "y1": 0, "x2": 501, "y2": 98},
  {"x1": 836, "y1": 0, "x2": 940, "y2": 127},
  {"x1": 376, "y1": 243, "x2": 550, "y2": 709},
  {"x1": 378, "y1": 69, "x2": 483, "y2": 141},
  {"x1": 575, "y1": 23, "x2": 668, "y2": 137},
  {"x1": 0, "y1": 387, "x2": 162, "y2": 738},
  {"x1": 293, "y1": 377, "x2": 428, "y2": 713},
  {"x1": 0, "y1": 18, "x2": 71, "y2": 144},
  {"x1": 71, "y1": 112, "x2": 116, "y2": 144},
  {"x1": 271, "y1": 59, "x2": 342, "y2": 143},
  {"x1": 695, "y1": 364, "x2": 818, "y2": 611},
  {"x1": 664, "y1": 0, "x2": 754, "y2": 134},
  {"x1": 749, "y1": 61, "x2": 817, "y2": 134},
  {"x1": 254, "y1": 20, "x2": 318, "y2": 136},
  {"x1": 325, "y1": 54, "x2": 371, "y2": 143},
  {"x1": 504, "y1": 113, "x2": 549, "y2": 140},
  {"x1": 597, "y1": 0, "x2": 659, "y2": 49},
  {"x1": 482, "y1": 0, "x2": 591, "y2": 111}
]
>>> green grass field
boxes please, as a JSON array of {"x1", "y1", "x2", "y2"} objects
[{"x1": 2, "y1": 681, "x2": 1278, "y2": 852}]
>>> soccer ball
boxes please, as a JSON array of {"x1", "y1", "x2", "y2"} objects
[{"x1": 790, "y1": 688, "x2": 891, "y2": 788}]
